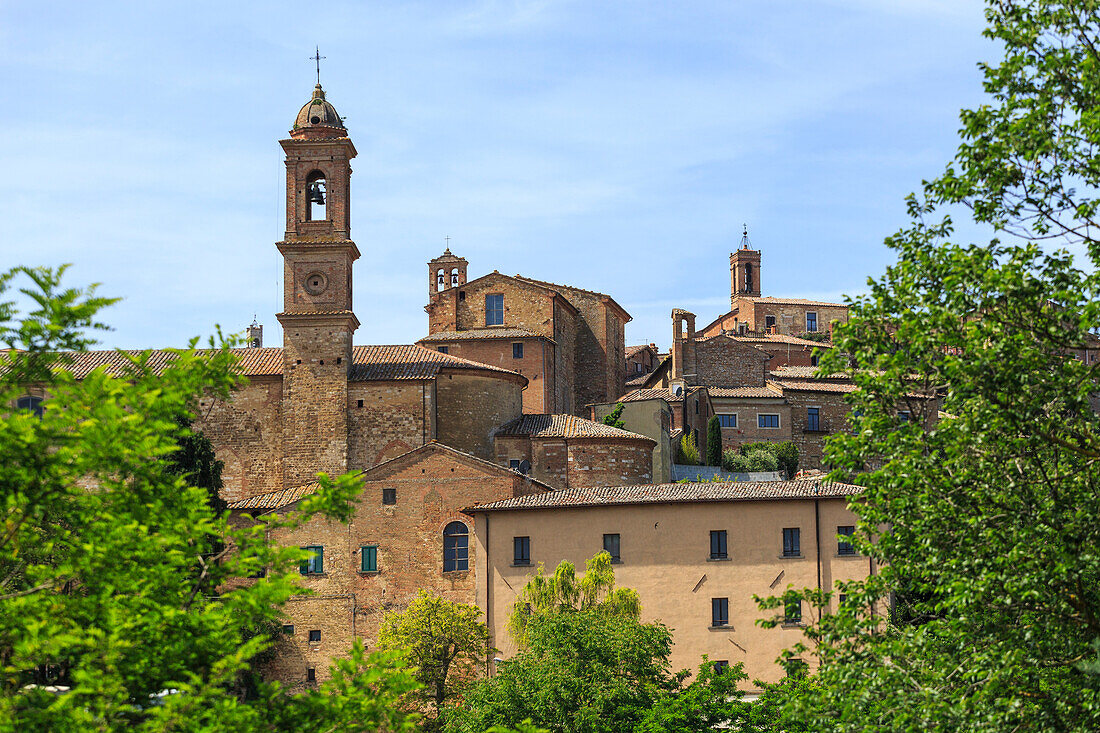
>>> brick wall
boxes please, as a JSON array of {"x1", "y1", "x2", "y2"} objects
[
  {"x1": 553, "y1": 301, "x2": 577, "y2": 415},
  {"x1": 435, "y1": 371, "x2": 524, "y2": 461},
  {"x1": 708, "y1": 397, "x2": 793, "y2": 452},
  {"x1": 257, "y1": 445, "x2": 545, "y2": 688},
  {"x1": 782, "y1": 390, "x2": 849, "y2": 470},
  {"x1": 422, "y1": 338, "x2": 553, "y2": 414},
  {"x1": 694, "y1": 337, "x2": 769, "y2": 387},
  {"x1": 494, "y1": 434, "x2": 654, "y2": 488},
  {"x1": 347, "y1": 380, "x2": 433, "y2": 471},
  {"x1": 196, "y1": 376, "x2": 284, "y2": 503},
  {"x1": 740, "y1": 300, "x2": 849, "y2": 337},
  {"x1": 429, "y1": 273, "x2": 558, "y2": 338}
]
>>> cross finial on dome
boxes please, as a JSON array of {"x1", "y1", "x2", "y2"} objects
[{"x1": 310, "y1": 46, "x2": 326, "y2": 86}]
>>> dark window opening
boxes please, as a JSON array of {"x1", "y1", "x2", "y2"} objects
[
  {"x1": 744, "y1": 263, "x2": 754, "y2": 293},
  {"x1": 282, "y1": 624, "x2": 294, "y2": 635},
  {"x1": 308, "y1": 629, "x2": 321, "y2": 642},
  {"x1": 382, "y1": 488, "x2": 396, "y2": 505},
  {"x1": 361, "y1": 545, "x2": 378, "y2": 572},
  {"x1": 16, "y1": 395, "x2": 44, "y2": 418},
  {"x1": 837, "y1": 526, "x2": 856, "y2": 556},
  {"x1": 710, "y1": 530, "x2": 728, "y2": 559},
  {"x1": 783, "y1": 528, "x2": 801, "y2": 557},
  {"x1": 785, "y1": 599, "x2": 802, "y2": 624},
  {"x1": 806, "y1": 312, "x2": 818, "y2": 332},
  {"x1": 357, "y1": 399, "x2": 364, "y2": 408},
  {"x1": 513, "y1": 536, "x2": 531, "y2": 565},
  {"x1": 758, "y1": 413, "x2": 780, "y2": 428},
  {"x1": 810, "y1": 353, "x2": 819, "y2": 367},
  {"x1": 305, "y1": 170, "x2": 327, "y2": 222},
  {"x1": 712, "y1": 597, "x2": 729, "y2": 626},
  {"x1": 512, "y1": 342, "x2": 524, "y2": 359},
  {"x1": 300, "y1": 545, "x2": 323, "y2": 574},
  {"x1": 458, "y1": 290, "x2": 466, "y2": 301},
  {"x1": 765, "y1": 315, "x2": 776, "y2": 330},
  {"x1": 307, "y1": 667, "x2": 316, "y2": 682},
  {"x1": 603, "y1": 533, "x2": 621, "y2": 563},
  {"x1": 714, "y1": 660, "x2": 730, "y2": 673},
  {"x1": 485, "y1": 294, "x2": 504, "y2": 326},
  {"x1": 718, "y1": 414, "x2": 737, "y2": 428},
  {"x1": 443, "y1": 521, "x2": 469, "y2": 572},
  {"x1": 438, "y1": 346, "x2": 448, "y2": 354},
  {"x1": 807, "y1": 407, "x2": 820, "y2": 432}
]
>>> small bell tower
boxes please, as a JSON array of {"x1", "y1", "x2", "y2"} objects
[
  {"x1": 276, "y1": 69, "x2": 360, "y2": 487},
  {"x1": 729, "y1": 225, "x2": 761, "y2": 307},
  {"x1": 428, "y1": 246, "x2": 468, "y2": 301}
]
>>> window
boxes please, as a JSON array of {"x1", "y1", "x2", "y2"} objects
[
  {"x1": 717, "y1": 414, "x2": 737, "y2": 428},
  {"x1": 485, "y1": 294, "x2": 504, "y2": 326},
  {"x1": 512, "y1": 342, "x2": 524, "y2": 359},
  {"x1": 443, "y1": 521, "x2": 469, "y2": 572},
  {"x1": 898, "y1": 410, "x2": 911, "y2": 424},
  {"x1": 807, "y1": 407, "x2": 820, "y2": 432},
  {"x1": 810, "y1": 353, "x2": 819, "y2": 367},
  {"x1": 784, "y1": 599, "x2": 802, "y2": 624},
  {"x1": 282, "y1": 624, "x2": 294, "y2": 635},
  {"x1": 458, "y1": 290, "x2": 466, "y2": 301},
  {"x1": 509, "y1": 459, "x2": 521, "y2": 471},
  {"x1": 714, "y1": 660, "x2": 730, "y2": 673},
  {"x1": 603, "y1": 533, "x2": 621, "y2": 563},
  {"x1": 635, "y1": 362, "x2": 643, "y2": 373},
  {"x1": 758, "y1": 413, "x2": 780, "y2": 429},
  {"x1": 308, "y1": 629, "x2": 321, "y2": 643},
  {"x1": 837, "y1": 526, "x2": 856, "y2": 556},
  {"x1": 307, "y1": 667, "x2": 316, "y2": 682},
  {"x1": 300, "y1": 545, "x2": 323, "y2": 574},
  {"x1": 782, "y1": 528, "x2": 801, "y2": 557},
  {"x1": 382, "y1": 488, "x2": 396, "y2": 505},
  {"x1": 710, "y1": 530, "x2": 727, "y2": 560},
  {"x1": 806, "y1": 312, "x2": 818, "y2": 332},
  {"x1": 361, "y1": 545, "x2": 378, "y2": 572},
  {"x1": 16, "y1": 395, "x2": 43, "y2": 418},
  {"x1": 438, "y1": 346, "x2": 448, "y2": 354},
  {"x1": 694, "y1": 399, "x2": 699, "y2": 415},
  {"x1": 745, "y1": 263, "x2": 754, "y2": 293},
  {"x1": 839, "y1": 593, "x2": 848, "y2": 606},
  {"x1": 711, "y1": 597, "x2": 729, "y2": 626},
  {"x1": 765, "y1": 315, "x2": 776, "y2": 330},
  {"x1": 513, "y1": 536, "x2": 531, "y2": 565},
  {"x1": 305, "y1": 170, "x2": 326, "y2": 221},
  {"x1": 357, "y1": 399, "x2": 364, "y2": 408}
]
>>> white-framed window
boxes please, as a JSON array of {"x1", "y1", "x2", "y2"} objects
[
  {"x1": 806, "y1": 312, "x2": 818, "y2": 332},
  {"x1": 758, "y1": 413, "x2": 780, "y2": 429}
]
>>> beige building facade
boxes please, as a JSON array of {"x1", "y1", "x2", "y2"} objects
[{"x1": 468, "y1": 480, "x2": 871, "y2": 688}]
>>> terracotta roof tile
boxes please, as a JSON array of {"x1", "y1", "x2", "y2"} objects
[
  {"x1": 470, "y1": 480, "x2": 863, "y2": 512},
  {"x1": 769, "y1": 366, "x2": 848, "y2": 379},
  {"x1": 625, "y1": 373, "x2": 651, "y2": 387},
  {"x1": 47, "y1": 344, "x2": 522, "y2": 382},
  {"x1": 625, "y1": 344, "x2": 655, "y2": 358},
  {"x1": 708, "y1": 385, "x2": 784, "y2": 398},
  {"x1": 771, "y1": 379, "x2": 858, "y2": 394},
  {"x1": 737, "y1": 296, "x2": 849, "y2": 307},
  {"x1": 495, "y1": 414, "x2": 654, "y2": 442},
  {"x1": 617, "y1": 388, "x2": 673, "y2": 403},
  {"x1": 418, "y1": 328, "x2": 550, "y2": 343},
  {"x1": 726, "y1": 334, "x2": 832, "y2": 348},
  {"x1": 227, "y1": 482, "x2": 320, "y2": 511}
]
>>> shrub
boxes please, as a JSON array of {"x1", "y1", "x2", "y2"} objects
[
  {"x1": 745, "y1": 448, "x2": 779, "y2": 473},
  {"x1": 678, "y1": 432, "x2": 700, "y2": 465},
  {"x1": 774, "y1": 440, "x2": 799, "y2": 479},
  {"x1": 722, "y1": 450, "x2": 750, "y2": 473}
]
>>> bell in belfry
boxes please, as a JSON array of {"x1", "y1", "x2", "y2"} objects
[{"x1": 307, "y1": 180, "x2": 326, "y2": 205}]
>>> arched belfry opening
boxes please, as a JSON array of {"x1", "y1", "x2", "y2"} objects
[
  {"x1": 427, "y1": 247, "x2": 468, "y2": 302},
  {"x1": 305, "y1": 170, "x2": 327, "y2": 222}
]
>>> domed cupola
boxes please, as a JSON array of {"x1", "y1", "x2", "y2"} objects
[{"x1": 291, "y1": 84, "x2": 346, "y2": 139}]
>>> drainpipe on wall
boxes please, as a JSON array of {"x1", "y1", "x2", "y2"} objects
[{"x1": 814, "y1": 497, "x2": 822, "y2": 622}]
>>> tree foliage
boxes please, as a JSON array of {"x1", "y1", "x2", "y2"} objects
[
  {"x1": 676, "y1": 431, "x2": 699, "y2": 465},
  {"x1": 601, "y1": 402, "x2": 626, "y2": 430},
  {"x1": 0, "y1": 265, "x2": 419, "y2": 731},
  {"x1": 766, "y1": 2, "x2": 1100, "y2": 729},
  {"x1": 378, "y1": 590, "x2": 490, "y2": 726},
  {"x1": 704, "y1": 416, "x2": 722, "y2": 466}
]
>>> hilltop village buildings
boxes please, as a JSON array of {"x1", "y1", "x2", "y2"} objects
[{"x1": 22, "y1": 83, "x2": 939, "y2": 690}]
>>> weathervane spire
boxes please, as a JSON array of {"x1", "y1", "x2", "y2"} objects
[{"x1": 311, "y1": 46, "x2": 326, "y2": 85}]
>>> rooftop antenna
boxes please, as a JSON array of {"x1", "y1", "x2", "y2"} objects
[
  {"x1": 310, "y1": 46, "x2": 326, "y2": 85},
  {"x1": 740, "y1": 224, "x2": 751, "y2": 250}
]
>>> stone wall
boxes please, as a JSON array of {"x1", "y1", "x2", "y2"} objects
[
  {"x1": 694, "y1": 337, "x2": 769, "y2": 387},
  {"x1": 739, "y1": 300, "x2": 849, "y2": 337},
  {"x1": 347, "y1": 380, "x2": 433, "y2": 471},
  {"x1": 435, "y1": 371, "x2": 524, "y2": 461},
  {"x1": 423, "y1": 338, "x2": 552, "y2": 414},
  {"x1": 196, "y1": 376, "x2": 284, "y2": 503},
  {"x1": 429, "y1": 273, "x2": 558, "y2": 337},
  {"x1": 708, "y1": 397, "x2": 793, "y2": 452},
  {"x1": 782, "y1": 390, "x2": 850, "y2": 470}
]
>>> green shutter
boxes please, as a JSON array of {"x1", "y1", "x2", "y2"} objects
[
  {"x1": 315, "y1": 546, "x2": 323, "y2": 574},
  {"x1": 299, "y1": 546, "x2": 309, "y2": 575},
  {"x1": 362, "y1": 545, "x2": 378, "y2": 573}
]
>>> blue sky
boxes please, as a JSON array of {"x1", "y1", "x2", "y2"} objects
[{"x1": 0, "y1": 0, "x2": 992, "y2": 351}]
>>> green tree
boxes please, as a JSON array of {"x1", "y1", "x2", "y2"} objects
[
  {"x1": 166, "y1": 413, "x2": 226, "y2": 514},
  {"x1": 450, "y1": 556, "x2": 750, "y2": 733},
  {"x1": 506, "y1": 552, "x2": 639, "y2": 645},
  {"x1": 378, "y1": 590, "x2": 490, "y2": 727},
  {"x1": 0, "y1": 265, "x2": 419, "y2": 731},
  {"x1": 764, "y1": 2, "x2": 1100, "y2": 729},
  {"x1": 601, "y1": 402, "x2": 626, "y2": 429},
  {"x1": 704, "y1": 415, "x2": 722, "y2": 466}
]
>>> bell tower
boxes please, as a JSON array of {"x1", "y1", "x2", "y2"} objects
[
  {"x1": 729, "y1": 225, "x2": 761, "y2": 307},
  {"x1": 428, "y1": 247, "x2": 468, "y2": 301},
  {"x1": 276, "y1": 81, "x2": 360, "y2": 487}
]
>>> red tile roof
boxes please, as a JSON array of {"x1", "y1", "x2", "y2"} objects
[
  {"x1": 708, "y1": 386, "x2": 783, "y2": 398},
  {"x1": 771, "y1": 379, "x2": 858, "y2": 394},
  {"x1": 47, "y1": 344, "x2": 522, "y2": 382},
  {"x1": 418, "y1": 328, "x2": 550, "y2": 343},
  {"x1": 617, "y1": 388, "x2": 673, "y2": 403},
  {"x1": 495, "y1": 414, "x2": 654, "y2": 442},
  {"x1": 469, "y1": 479, "x2": 863, "y2": 512},
  {"x1": 726, "y1": 334, "x2": 832, "y2": 348},
  {"x1": 737, "y1": 296, "x2": 849, "y2": 308},
  {"x1": 227, "y1": 482, "x2": 320, "y2": 510},
  {"x1": 769, "y1": 366, "x2": 849, "y2": 380}
]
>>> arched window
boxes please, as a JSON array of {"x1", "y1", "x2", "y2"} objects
[
  {"x1": 305, "y1": 170, "x2": 327, "y2": 222},
  {"x1": 450, "y1": 268, "x2": 460, "y2": 287},
  {"x1": 17, "y1": 395, "x2": 43, "y2": 418},
  {"x1": 436, "y1": 269, "x2": 446, "y2": 291},
  {"x1": 443, "y1": 521, "x2": 469, "y2": 572}
]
